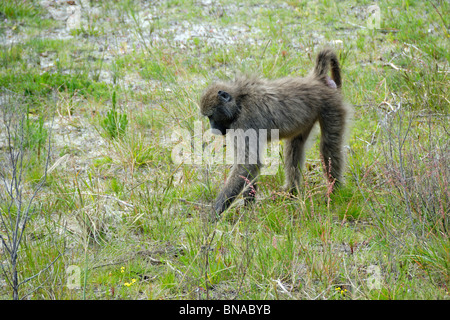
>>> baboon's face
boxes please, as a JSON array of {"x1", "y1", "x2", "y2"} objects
[{"x1": 200, "y1": 89, "x2": 239, "y2": 136}]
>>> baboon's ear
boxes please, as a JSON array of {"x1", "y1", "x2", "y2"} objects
[{"x1": 218, "y1": 90, "x2": 232, "y2": 102}]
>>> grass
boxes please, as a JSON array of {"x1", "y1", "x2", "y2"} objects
[
  {"x1": 0, "y1": 0, "x2": 448, "y2": 300},
  {"x1": 100, "y1": 91, "x2": 128, "y2": 139},
  {"x1": 0, "y1": 0, "x2": 43, "y2": 20}
]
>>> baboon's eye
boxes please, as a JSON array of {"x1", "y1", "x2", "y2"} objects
[{"x1": 218, "y1": 91, "x2": 232, "y2": 103}]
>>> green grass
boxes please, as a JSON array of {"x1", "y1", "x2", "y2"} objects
[
  {"x1": 0, "y1": 0, "x2": 42, "y2": 20},
  {"x1": 100, "y1": 91, "x2": 128, "y2": 139},
  {"x1": 1, "y1": 72, "x2": 109, "y2": 99},
  {"x1": 0, "y1": 0, "x2": 448, "y2": 301}
]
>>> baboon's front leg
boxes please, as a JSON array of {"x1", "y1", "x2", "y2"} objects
[{"x1": 214, "y1": 164, "x2": 259, "y2": 215}]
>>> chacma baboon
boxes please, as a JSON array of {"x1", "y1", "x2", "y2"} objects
[{"x1": 200, "y1": 48, "x2": 351, "y2": 216}]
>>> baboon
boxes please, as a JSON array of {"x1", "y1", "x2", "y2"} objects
[{"x1": 200, "y1": 48, "x2": 351, "y2": 216}]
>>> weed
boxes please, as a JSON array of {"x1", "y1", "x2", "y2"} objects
[
  {"x1": 0, "y1": 44, "x2": 23, "y2": 68},
  {"x1": 100, "y1": 91, "x2": 128, "y2": 139},
  {"x1": 24, "y1": 110, "x2": 48, "y2": 161}
]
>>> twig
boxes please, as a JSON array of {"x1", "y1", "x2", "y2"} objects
[
  {"x1": 272, "y1": 279, "x2": 294, "y2": 298},
  {"x1": 383, "y1": 62, "x2": 411, "y2": 73},
  {"x1": 80, "y1": 192, "x2": 134, "y2": 207},
  {"x1": 177, "y1": 198, "x2": 212, "y2": 208},
  {"x1": 19, "y1": 251, "x2": 63, "y2": 286}
]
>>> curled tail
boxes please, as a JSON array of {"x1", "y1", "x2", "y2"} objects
[{"x1": 314, "y1": 48, "x2": 342, "y2": 89}]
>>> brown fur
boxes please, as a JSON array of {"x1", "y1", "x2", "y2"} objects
[{"x1": 200, "y1": 47, "x2": 351, "y2": 216}]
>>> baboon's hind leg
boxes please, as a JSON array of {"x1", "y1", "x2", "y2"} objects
[
  {"x1": 283, "y1": 125, "x2": 314, "y2": 194},
  {"x1": 319, "y1": 108, "x2": 346, "y2": 187}
]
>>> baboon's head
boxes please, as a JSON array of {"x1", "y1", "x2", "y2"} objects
[{"x1": 200, "y1": 83, "x2": 241, "y2": 135}]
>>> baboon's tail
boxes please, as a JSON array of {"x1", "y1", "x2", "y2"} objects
[{"x1": 313, "y1": 48, "x2": 341, "y2": 89}]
